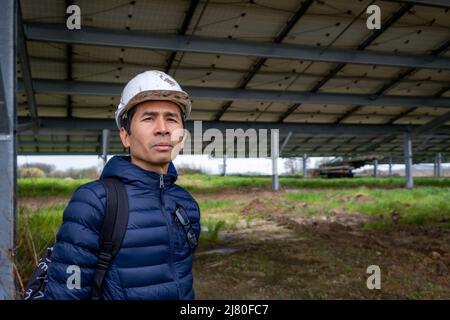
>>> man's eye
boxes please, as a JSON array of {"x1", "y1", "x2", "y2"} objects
[
  {"x1": 168, "y1": 118, "x2": 178, "y2": 122},
  {"x1": 143, "y1": 117, "x2": 153, "y2": 121}
]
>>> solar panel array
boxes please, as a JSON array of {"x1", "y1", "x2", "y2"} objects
[{"x1": 17, "y1": 0, "x2": 450, "y2": 163}]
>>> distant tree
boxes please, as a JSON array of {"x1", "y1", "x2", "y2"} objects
[
  {"x1": 49, "y1": 166, "x2": 100, "y2": 179},
  {"x1": 49, "y1": 170, "x2": 66, "y2": 178},
  {"x1": 18, "y1": 167, "x2": 46, "y2": 178},
  {"x1": 20, "y1": 162, "x2": 55, "y2": 175},
  {"x1": 284, "y1": 158, "x2": 295, "y2": 175},
  {"x1": 284, "y1": 157, "x2": 304, "y2": 175}
]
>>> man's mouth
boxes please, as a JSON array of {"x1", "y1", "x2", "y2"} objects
[{"x1": 152, "y1": 143, "x2": 173, "y2": 151}]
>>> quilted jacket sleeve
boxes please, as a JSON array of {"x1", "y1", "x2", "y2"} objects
[{"x1": 43, "y1": 184, "x2": 105, "y2": 300}]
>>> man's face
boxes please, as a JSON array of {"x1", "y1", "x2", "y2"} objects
[{"x1": 119, "y1": 100, "x2": 185, "y2": 172}]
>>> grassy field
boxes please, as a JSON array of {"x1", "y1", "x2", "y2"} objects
[
  {"x1": 16, "y1": 176, "x2": 450, "y2": 299},
  {"x1": 18, "y1": 175, "x2": 450, "y2": 197},
  {"x1": 283, "y1": 187, "x2": 450, "y2": 227}
]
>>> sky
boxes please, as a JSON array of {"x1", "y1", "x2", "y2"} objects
[{"x1": 17, "y1": 154, "x2": 445, "y2": 176}]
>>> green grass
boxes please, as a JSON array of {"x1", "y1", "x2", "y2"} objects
[
  {"x1": 178, "y1": 175, "x2": 269, "y2": 193},
  {"x1": 15, "y1": 200, "x2": 245, "y2": 288},
  {"x1": 18, "y1": 177, "x2": 91, "y2": 197},
  {"x1": 281, "y1": 176, "x2": 450, "y2": 189},
  {"x1": 16, "y1": 204, "x2": 64, "y2": 287},
  {"x1": 15, "y1": 176, "x2": 450, "y2": 291},
  {"x1": 350, "y1": 188, "x2": 450, "y2": 226},
  {"x1": 199, "y1": 208, "x2": 247, "y2": 243},
  {"x1": 19, "y1": 176, "x2": 450, "y2": 197},
  {"x1": 283, "y1": 186, "x2": 450, "y2": 228},
  {"x1": 199, "y1": 199, "x2": 234, "y2": 210},
  {"x1": 176, "y1": 175, "x2": 450, "y2": 193},
  {"x1": 199, "y1": 219, "x2": 226, "y2": 243}
]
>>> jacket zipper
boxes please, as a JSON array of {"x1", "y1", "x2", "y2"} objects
[{"x1": 159, "y1": 174, "x2": 181, "y2": 299}]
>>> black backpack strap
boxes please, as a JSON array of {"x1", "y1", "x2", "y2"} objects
[{"x1": 91, "y1": 177, "x2": 129, "y2": 300}]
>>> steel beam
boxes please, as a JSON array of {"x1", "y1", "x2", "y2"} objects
[
  {"x1": 373, "y1": 159, "x2": 379, "y2": 177},
  {"x1": 165, "y1": 0, "x2": 200, "y2": 74},
  {"x1": 17, "y1": 2, "x2": 38, "y2": 128},
  {"x1": 17, "y1": 149, "x2": 450, "y2": 158},
  {"x1": 280, "y1": 131, "x2": 293, "y2": 154},
  {"x1": 436, "y1": 152, "x2": 442, "y2": 177},
  {"x1": 389, "y1": 157, "x2": 393, "y2": 176},
  {"x1": 404, "y1": 133, "x2": 414, "y2": 188},
  {"x1": 18, "y1": 79, "x2": 450, "y2": 108},
  {"x1": 271, "y1": 130, "x2": 279, "y2": 191},
  {"x1": 17, "y1": 140, "x2": 450, "y2": 151},
  {"x1": 222, "y1": 154, "x2": 227, "y2": 176},
  {"x1": 383, "y1": 0, "x2": 450, "y2": 8},
  {"x1": 24, "y1": 57, "x2": 450, "y2": 85},
  {"x1": 102, "y1": 129, "x2": 110, "y2": 166},
  {"x1": 0, "y1": 0, "x2": 17, "y2": 300},
  {"x1": 434, "y1": 154, "x2": 437, "y2": 176},
  {"x1": 17, "y1": 117, "x2": 450, "y2": 136},
  {"x1": 302, "y1": 154, "x2": 308, "y2": 178},
  {"x1": 412, "y1": 111, "x2": 450, "y2": 136},
  {"x1": 23, "y1": 23, "x2": 450, "y2": 70}
]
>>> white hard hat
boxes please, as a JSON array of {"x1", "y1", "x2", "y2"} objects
[{"x1": 115, "y1": 70, "x2": 191, "y2": 129}]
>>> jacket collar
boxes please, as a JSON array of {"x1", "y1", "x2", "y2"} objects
[{"x1": 100, "y1": 155, "x2": 177, "y2": 189}]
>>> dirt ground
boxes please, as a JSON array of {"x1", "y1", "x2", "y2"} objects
[
  {"x1": 192, "y1": 190, "x2": 450, "y2": 300},
  {"x1": 19, "y1": 196, "x2": 70, "y2": 210},
  {"x1": 19, "y1": 190, "x2": 450, "y2": 299}
]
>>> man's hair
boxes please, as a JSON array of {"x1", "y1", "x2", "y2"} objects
[
  {"x1": 120, "y1": 104, "x2": 186, "y2": 135},
  {"x1": 120, "y1": 107, "x2": 139, "y2": 135}
]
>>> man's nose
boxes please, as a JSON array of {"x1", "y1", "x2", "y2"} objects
[{"x1": 154, "y1": 117, "x2": 170, "y2": 136}]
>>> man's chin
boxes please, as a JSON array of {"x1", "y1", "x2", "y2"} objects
[{"x1": 150, "y1": 156, "x2": 173, "y2": 166}]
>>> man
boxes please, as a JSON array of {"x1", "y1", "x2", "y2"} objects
[{"x1": 43, "y1": 70, "x2": 201, "y2": 300}]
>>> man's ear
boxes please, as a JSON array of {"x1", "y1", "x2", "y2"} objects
[{"x1": 119, "y1": 127, "x2": 131, "y2": 148}]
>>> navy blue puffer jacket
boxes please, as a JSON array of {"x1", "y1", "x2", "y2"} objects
[{"x1": 43, "y1": 155, "x2": 201, "y2": 300}]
